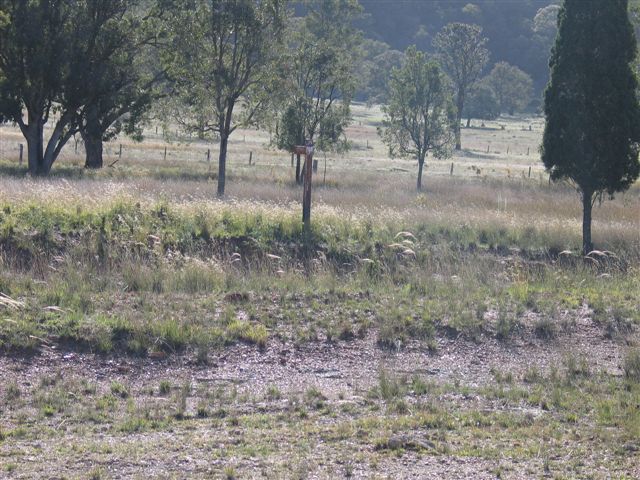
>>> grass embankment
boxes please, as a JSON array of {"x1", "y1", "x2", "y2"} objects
[{"x1": 0, "y1": 199, "x2": 637, "y2": 356}]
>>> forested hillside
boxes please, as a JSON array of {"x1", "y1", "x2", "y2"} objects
[{"x1": 356, "y1": 0, "x2": 559, "y2": 101}]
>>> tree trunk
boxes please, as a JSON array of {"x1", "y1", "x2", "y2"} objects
[
  {"x1": 295, "y1": 153, "x2": 301, "y2": 185},
  {"x1": 25, "y1": 122, "x2": 45, "y2": 176},
  {"x1": 217, "y1": 134, "x2": 228, "y2": 198},
  {"x1": 21, "y1": 110, "x2": 72, "y2": 175},
  {"x1": 82, "y1": 104, "x2": 104, "y2": 169},
  {"x1": 41, "y1": 123, "x2": 71, "y2": 174},
  {"x1": 417, "y1": 157, "x2": 424, "y2": 191},
  {"x1": 582, "y1": 191, "x2": 593, "y2": 255},
  {"x1": 466, "y1": 117, "x2": 471, "y2": 128},
  {"x1": 455, "y1": 91, "x2": 464, "y2": 150},
  {"x1": 81, "y1": 130, "x2": 104, "y2": 169}
]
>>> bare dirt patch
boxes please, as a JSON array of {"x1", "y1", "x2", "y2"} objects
[{"x1": 1, "y1": 312, "x2": 637, "y2": 479}]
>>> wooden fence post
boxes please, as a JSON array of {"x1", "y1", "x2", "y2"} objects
[
  {"x1": 164, "y1": 146, "x2": 167, "y2": 161},
  {"x1": 528, "y1": 166, "x2": 531, "y2": 178},
  {"x1": 323, "y1": 154, "x2": 327, "y2": 185},
  {"x1": 450, "y1": 162, "x2": 454, "y2": 176},
  {"x1": 249, "y1": 151, "x2": 253, "y2": 165},
  {"x1": 118, "y1": 144, "x2": 122, "y2": 159},
  {"x1": 19, "y1": 144, "x2": 23, "y2": 165}
]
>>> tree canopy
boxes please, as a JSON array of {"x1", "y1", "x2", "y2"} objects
[
  {"x1": 485, "y1": 62, "x2": 534, "y2": 115},
  {"x1": 0, "y1": 0, "x2": 76, "y2": 174},
  {"x1": 541, "y1": 0, "x2": 640, "y2": 254},
  {"x1": 0, "y1": 0, "x2": 161, "y2": 174},
  {"x1": 271, "y1": 0, "x2": 361, "y2": 154},
  {"x1": 379, "y1": 46, "x2": 455, "y2": 191},
  {"x1": 165, "y1": 0, "x2": 286, "y2": 197},
  {"x1": 357, "y1": 0, "x2": 559, "y2": 97},
  {"x1": 433, "y1": 22, "x2": 489, "y2": 150},
  {"x1": 463, "y1": 83, "x2": 499, "y2": 126},
  {"x1": 74, "y1": 1, "x2": 165, "y2": 169}
]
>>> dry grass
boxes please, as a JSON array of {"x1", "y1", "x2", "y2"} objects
[
  {"x1": 1, "y1": 104, "x2": 636, "y2": 259},
  {"x1": 0, "y1": 172, "x2": 636, "y2": 257}
]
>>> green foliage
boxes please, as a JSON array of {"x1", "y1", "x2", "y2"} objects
[
  {"x1": 110, "y1": 381, "x2": 130, "y2": 399},
  {"x1": 356, "y1": 39, "x2": 404, "y2": 104},
  {"x1": 269, "y1": 0, "x2": 362, "y2": 153},
  {"x1": 0, "y1": 1, "x2": 74, "y2": 173},
  {"x1": 541, "y1": 0, "x2": 640, "y2": 254},
  {"x1": 485, "y1": 62, "x2": 534, "y2": 115},
  {"x1": 158, "y1": 380, "x2": 172, "y2": 395},
  {"x1": 370, "y1": 369, "x2": 407, "y2": 401},
  {"x1": 0, "y1": 198, "x2": 638, "y2": 358},
  {"x1": 73, "y1": 1, "x2": 162, "y2": 169},
  {"x1": 0, "y1": 0, "x2": 158, "y2": 174},
  {"x1": 379, "y1": 46, "x2": 455, "y2": 190},
  {"x1": 165, "y1": 0, "x2": 286, "y2": 196},
  {"x1": 463, "y1": 83, "x2": 500, "y2": 124},
  {"x1": 630, "y1": 0, "x2": 640, "y2": 88},
  {"x1": 358, "y1": 1, "x2": 558, "y2": 97},
  {"x1": 433, "y1": 22, "x2": 489, "y2": 149}
]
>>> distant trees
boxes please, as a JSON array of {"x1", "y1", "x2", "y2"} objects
[
  {"x1": 357, "y1": 1, "x2": 562, "y2": 97},
  {"x1": 166, "y1": 0, "x2": 286, "y2": 197},
  {"x1": 542, "y1": 0, "x2": 640, "y2": 255},
  {"x1": 357, "y1": 39, "x2": 404, "y2": 105},
  {"x1": 463, "y1": 83, "x2": 499, "y2": 126},
  {"x1": 485, "y1": 62, "x2": 533, "y2": 115},
  {"x1": 433, "y1": 23, "x2": 489, "y2": 150},
  {"x1": 270, "y1": 0, "x2": 362, "y2": 183},
  {"x1": 379, "y1": 46, "x2": 455, "y2": 191},
  {"x1": 460, "y1": 61, "x2": 534, "y2": 127}
]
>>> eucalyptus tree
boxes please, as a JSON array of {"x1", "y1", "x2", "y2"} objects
[
  {"x1": 0, "y1": 0, "x2": 76, "y2": 175},
  {"x1": 166, "y1": 0, "x2": 286, "y2": 197},
  {"x1": 433, "y1": 23, "x2": 489, "y2": 150},
  {"x1": 270, "y1": 0, "x2": 362, "y2": 183},
  {"x1": 379, "y1": 46, "x2": 456, "y2": 191},
  {"x1": 74, "y1": 1, "x2": 167, "y2": 169},
  {"x1": 0, "y1": 0, "x2": 160, "y2": 174},
  {"x1": 542, "y1": 0, "x2": 640, "y2": 255}
]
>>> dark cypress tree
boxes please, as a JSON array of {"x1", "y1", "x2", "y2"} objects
[{"x1": 541, "y1": 0, "x2": 640, "y2": 255}]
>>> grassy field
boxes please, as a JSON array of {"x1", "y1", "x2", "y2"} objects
[{"x1": 0, "y1": 105, "x2": 639, "y2": 478}]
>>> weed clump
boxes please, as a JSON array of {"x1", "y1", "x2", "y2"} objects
[
  {"x1": 110, "y1": 381, "x2": 129, "y2": 398},
  {"x1": 158, "y1": 380, "x2": 171, "y2": 395},
  {"x1": 623, "y1": 348, "x2": 640, "y2": 382},
  {"x1": 534, "y1": 316, "x2": 556, "y2": 339}
]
